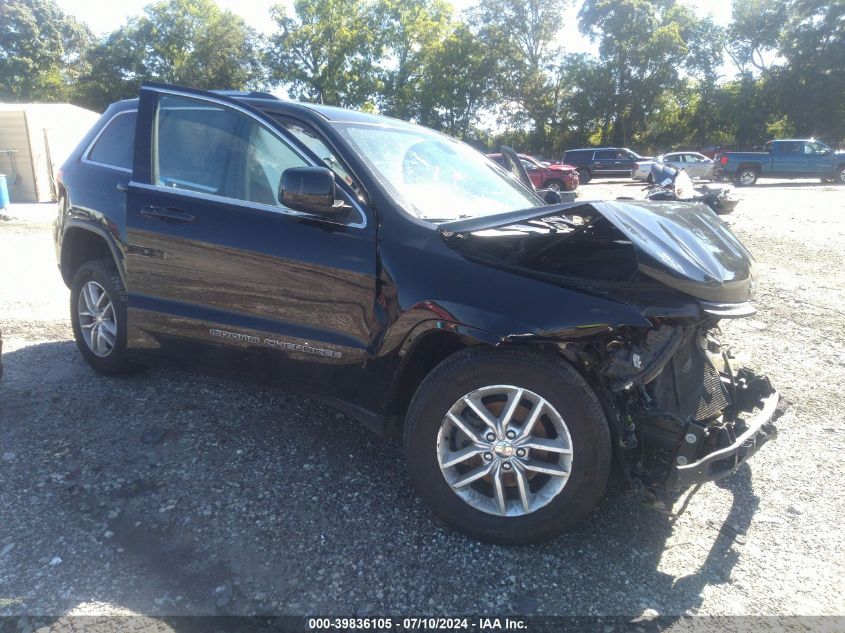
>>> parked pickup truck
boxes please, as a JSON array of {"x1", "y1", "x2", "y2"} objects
[{"x1": 716, "y1": 139, "x2": 845, "y2": 185}]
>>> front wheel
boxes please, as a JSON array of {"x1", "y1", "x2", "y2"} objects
[
  {"x1": 735, "y1": 169, "x2": 758, "y2": 186},
  {"x1": 404, "y1": 347, "x2": 611, "y2": 544},
  {"x1": 70, "y1": 258, "x2": 138, "y2": 375},
  {"x1": 543, "y1": 179, "x2": 563, "y2": 192}
]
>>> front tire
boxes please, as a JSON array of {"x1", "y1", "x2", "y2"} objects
[
  {"x1": 577, "y1": 169, "x2": 592, "y2": 184},
  {"x1": 404, "y1": 347, "x2": 611, "y2": 544},
  {"x1": 70, "y1": 258, "x2": 137, "y2": 375},
  {"x1": 543, "y1": 179, "x2": 563, "y2": 192}
]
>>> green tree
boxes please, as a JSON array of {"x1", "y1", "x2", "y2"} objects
[
  {"x1": 770, "y1": 0, "x2": 845, "y2": 142},
  {"x1": 470, "y1": 0, "x2": 570, "y2": 148},
  {"x1": 370, "y1": 0, "x2": 453, "y2": 119},
  {"x1": 75, "y1": 0, "x2": 265, "y2": 111},
  {"x1": 725, "y1": 0, "x2": 786, "y2": 72},
  {"x1": 578, "y1": 0, "x2": 722, "y2": 148},
  {"x1": 0, "y1": 0, "x2": 92, "y2": 102},
  {"x1": 266, "y1": 0, "x2": 379, "y2": 108},
  {"x1": 414, "y1": 24, "x2": 497, "y2": 138}
]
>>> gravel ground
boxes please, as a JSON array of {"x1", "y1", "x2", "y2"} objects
[{"x1": 1, "y1": 181, "x2": 844, "y2": 620}]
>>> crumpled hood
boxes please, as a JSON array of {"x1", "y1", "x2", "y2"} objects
[
  {"x1": 439, "y1": 199, "x2": 757, "y2": 304},
  {"x1": 593, "y1": 200, "x2": 756, "y2": 303}
]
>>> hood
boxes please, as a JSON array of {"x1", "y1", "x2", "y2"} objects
[
  {"x1": 549, "y1": 163, "x2": 577, "y2": 172},
  {"x1": 438, "y1": 200, "x2": 757, "y2": 304}
]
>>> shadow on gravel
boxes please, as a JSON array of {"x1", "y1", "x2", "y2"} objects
[{"x1": 1, "y1": 341, "x2": 759, "y2": 618}]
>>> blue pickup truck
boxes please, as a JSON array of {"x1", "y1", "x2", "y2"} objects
[{"x1": 716, "y1": 139, "x2": 845, "y2": 185}]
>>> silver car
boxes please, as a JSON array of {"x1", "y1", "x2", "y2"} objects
[
  {"x1": 632, "y1": 151, "x2": 716, "y2": 181},
  {"x1": 658, "y1": 151, "x2": 715, "y2": 180}
]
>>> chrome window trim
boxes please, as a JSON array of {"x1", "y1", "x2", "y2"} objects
[
  {"x1": 81, "y1": 109, "x2": 138, "y2": 173},
  {"x1": 143, "y1": 85, "x2": 368, "y2": 229}
]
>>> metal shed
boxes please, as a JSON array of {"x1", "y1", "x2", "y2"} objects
[{"x1": 0, "y1": 103, "x2": 99, "y2": 203}]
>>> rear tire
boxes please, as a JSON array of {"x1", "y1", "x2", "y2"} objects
[
  {"x1": 837, "y1": 166, "x2": 845, "y2": 185},
  {"x1": 70, "y1": 258, "x2": 138, "y2": 375},
  {"x1": 577, "y1": 169, "x2": 591, "y2": 184},
  {"x1": 404, "y1": 346, "x2": 611, "y2": 544},
  {"x1": 735, "y1": 169, "x2": 758, "y2": 186}
]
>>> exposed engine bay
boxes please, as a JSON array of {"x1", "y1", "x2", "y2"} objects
[{"x1": 439, "y1": 200, "x2": 780, "y2": 495}]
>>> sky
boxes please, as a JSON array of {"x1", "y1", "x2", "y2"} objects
[{"x1": 55, "y1": 0, "x2": 736, "y2": 56}]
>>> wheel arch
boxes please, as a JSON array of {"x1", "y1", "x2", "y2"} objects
[
  {"x1": 60, "y1": 224, "x2": 124, "y2": 288},
  {"x1": 735, "y1": 162, "x2": 761, "y2": 174}
]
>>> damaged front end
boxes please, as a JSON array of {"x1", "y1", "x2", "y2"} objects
[
  {"x1": 439, "y1": 199, "x2": 780, "y2": 493},
  {"x1": 601, "y1": 320, "x2": 778, "y2": 492}
]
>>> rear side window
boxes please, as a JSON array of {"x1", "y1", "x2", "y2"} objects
[
  {"x1": 87, "y1": 111, "x2": 137, "y2": 170},
  {"x1": 594, "y1": 150, "x2": 615, "y2": 159},
  {"x1": 564, "y1": 150, "x2": 592, "y2": 161},
  {"x1": 153, "y1": 95, "x2": 308, "y2": 206}
]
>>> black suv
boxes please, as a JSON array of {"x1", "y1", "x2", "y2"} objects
[
  {"x1": 562, "y1": 147, "x2": 650, "y2": 183},
  {"x1": 54, "y1": 83, "x2": 778, "y2": 543}
]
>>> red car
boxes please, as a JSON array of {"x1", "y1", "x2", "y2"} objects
[{"x1": 487, "y1": 153, "x2": 579, "y2": 191}]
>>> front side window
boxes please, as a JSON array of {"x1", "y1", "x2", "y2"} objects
[
  {"x1": 334, "y1": 122, "x2": 539, "y2": 222},
  {"x1": 88, "y1": 111, "x2": 137, "y2": 170},
  {"x1": 153, "y1": 95, "x2": 307, "y2": 206},
  {"x1": 271, "y1": 116, "x2": 357, "y2": 189},
  {"x1": 804, "y1": 141, "x2": 829, "y2": 154}
]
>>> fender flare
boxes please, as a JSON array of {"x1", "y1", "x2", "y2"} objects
[{"x1": 59, "y1": 220, "x2": 127, "y2": 287}]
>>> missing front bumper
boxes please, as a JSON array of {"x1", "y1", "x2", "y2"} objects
[{"x1": 665, "y1": 388, "x2": 780, "y2": 490}]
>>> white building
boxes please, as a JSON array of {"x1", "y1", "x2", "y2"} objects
[{"x1": 0, "y1": 103, "x2": 100, "y2": 203}]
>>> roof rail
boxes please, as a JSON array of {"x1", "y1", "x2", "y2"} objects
[{"x1": 210, "y1": 90, "x2": 279, "y2": 100}]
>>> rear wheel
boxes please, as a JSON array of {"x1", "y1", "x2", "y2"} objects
[
  {"x1": 577, "y1": 169, "x2": 592, "y2": 184},
  {"x1": 543, "y1": 179, "x2": 563, "y2": 192},
  {"x1": 404, "y1": 347, "x2": 611, "y2": 544},
  {"x1": 837, "y1": 166, "x2": 845, "y2": 184},
  {"x1": 735, "y1": 169, "x2": 758, "y2": 186},
  {"x1": 70, "y1": 258, "x2": 137, "y2": 375}
]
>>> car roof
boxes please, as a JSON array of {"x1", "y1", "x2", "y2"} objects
[
  {"x1": 566, "y1": 147, "x2": 623, "y2": 151},
  {"x1": 107, "y1": 90, "x2": 424, "y2": 132}
]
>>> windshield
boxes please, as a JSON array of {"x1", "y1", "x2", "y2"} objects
[{"x1": 334, "y1": 122, "x2": 541, "y2": 222}]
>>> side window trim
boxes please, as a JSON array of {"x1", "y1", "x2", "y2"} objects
[
  {"x1": 144, "y1": 87, "x2": 367, "y2": 228},
  {"x1": 82, "y1": 109, "x2": 138, "y2": 173}
]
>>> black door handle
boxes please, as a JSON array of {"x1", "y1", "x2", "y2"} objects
[{"x1": 140, "y1": 205, "x2": 196, "y2": 224}]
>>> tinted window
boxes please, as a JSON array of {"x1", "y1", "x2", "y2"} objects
[
  {"x1": 272, "y1": 117, "x2": 356, "y2": 188},
  {"x1": 775, "y1": 142, "x2": 800, "y2": 154},
  {"x1": 594, "y1": 150, "x2": 616, "y2": 159},
  {"x1": 88, "y1": 111, "x2": 136, "y2": 170},
  {"x1": 154, "y1": 95, "x2": 307, "y2": 206},
  {"x1": 563, "y1": 150, "x2": 592, "y2": 161}
]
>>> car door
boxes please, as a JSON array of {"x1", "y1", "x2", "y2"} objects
[
  {"x1": 499, "y1": 146, "x2": 536, "y2": 190},
  {"x1": 680, "y1": 153, "x2": 712, "y2": 179},
  {"x1": 123, "y1": 85, "x2": 378, "y2": 397},
  {"x1": 617, "y1": 150, "x2": 639, "y2": 175},
  {"x1": 663, "y1": 153, "x2": 684, "y2": 172},
  {"x1": 802, "y1": 141, "x2": 836, "y2": 176},
  {"x1": 773, "y1": 141, "x2": 803, "y2": 175},
  {"x1": 592, "y1": 150, "x2": 616, "y2": 174},
  {"x1": 519, "y1": 159, "x2": 544, "y2": 189}
]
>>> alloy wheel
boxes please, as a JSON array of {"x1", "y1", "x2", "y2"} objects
[
  {"x1": 436, "y1": 385, "x2": 573, "y2": 517},
  {"x1": 77, "y1": 280, "x2": 117, "y2": 357},
  {"x1": 739, "y1": 170, "x2": 756, "y2": 185}
]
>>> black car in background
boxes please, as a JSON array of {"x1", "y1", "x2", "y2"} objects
[
  {"x1": 562, "y1": 147, "x2": 651, "y2": 183},
  {"x1": 54, "y1": 83, "x2": 778, "y2": 543}
]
